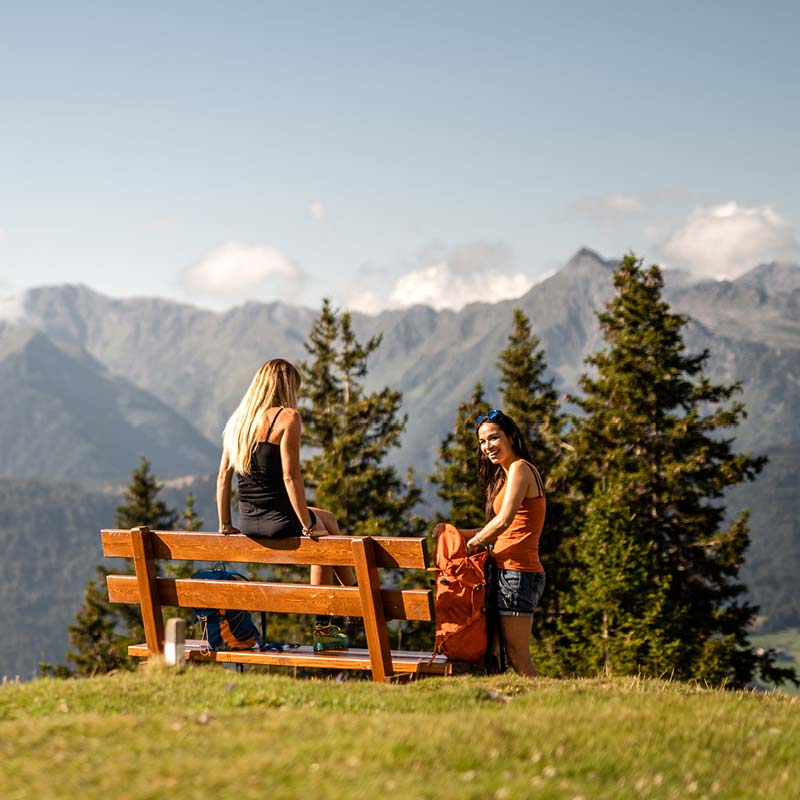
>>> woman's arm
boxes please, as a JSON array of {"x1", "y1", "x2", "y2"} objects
[
  {"x1": 279, "y1": 409, "x2": 315, "y2": 532},
  {"x1": 466, "y1": 461, "x2": 533, "y2": 553},
  {"x1": 216, "y1": 449, "x2": 240, "y2": 534}
]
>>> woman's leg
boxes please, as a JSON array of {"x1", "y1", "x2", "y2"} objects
[
  {"x1": 307, "y1": 506, "x2": 352, "y2": 650},
  {"x1": 308, "y1": 507, "x2": 355, "y2": 587},
  {"x1": 499, "y1": 615, "x2": 538, "y2": 677}
]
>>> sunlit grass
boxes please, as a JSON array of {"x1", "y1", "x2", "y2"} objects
[{"x1": 1, "y1": 666, "x2": 798, "y2": 799}]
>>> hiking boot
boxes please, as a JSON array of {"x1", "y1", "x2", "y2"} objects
[{"x1": 313, "y1": 624, "x2": 349, "y2": 652}]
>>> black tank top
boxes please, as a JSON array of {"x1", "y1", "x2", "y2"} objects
[{"x1": 236, "y1": 409, "x2": 302, "y2": 537}]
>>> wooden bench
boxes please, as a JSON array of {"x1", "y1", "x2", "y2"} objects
[{"x1": 102, "y1": 526, "x2": 462, "y2": 683}]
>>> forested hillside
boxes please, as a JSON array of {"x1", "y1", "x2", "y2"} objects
[{"x1": 0, "y1": 479, "x2": 118, "y2": 678}]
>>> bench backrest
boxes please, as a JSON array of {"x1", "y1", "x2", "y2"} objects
[{"x1": 102, "y1": 527, "x2": 433, "y2": 682}]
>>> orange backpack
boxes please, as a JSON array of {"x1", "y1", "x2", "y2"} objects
[{"x1": 433, "y1": 524, "x2": 489, "y2": 662}]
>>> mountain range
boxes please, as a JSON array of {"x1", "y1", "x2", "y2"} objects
[{"x1": 1, "y1": 248, "x2": 798, "y2": 677}]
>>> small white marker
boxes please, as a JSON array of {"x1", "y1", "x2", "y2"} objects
[{"x1": 165, "y1": 618, "x2": 187, "y2": 668}]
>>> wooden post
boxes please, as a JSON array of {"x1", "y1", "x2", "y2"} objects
[
  {"x1": 351, "y1": 537, "x2": 394, "y2": 683},
  {"x1": 130, "y1": 526, "x2": 165, "y2": 658}
]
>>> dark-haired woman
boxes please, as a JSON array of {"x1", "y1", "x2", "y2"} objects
[{"x1": 438, "y1": 409, "x2": 546, "y2": 676}]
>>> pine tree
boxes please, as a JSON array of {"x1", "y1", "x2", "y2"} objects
[
  {"x1": 560, "y1": 253, "x2": 796, "y2": 687},
  {"x1": 180, "y1": 492, "x2": 203, "y2": 532},
  {"x1": 496, "y1": 308, "x2": 570, "y2": 636},
  {"x1": 57, "y1": 458, "x2": 179, "y2": 677},
  {"x1": 64, "y1": 567, "x2": 135, "y2": 677},
  {"x1": 299, "y1": 300, "x2": 426, "y2": 648},
  {"x1": 300, "y1": 300, "x2": 422, "y2": 537},
  {"x1": 429, "y1": 382, "x2": 489, "y2": 528},
  {"x1": 161, "y1": 492, "x2": 205, "y2": 631},
  {"x1": 497, "y1": 308, "x2": 564, "y2": 471},
  {"x1": 559, "y1": 478, "x2": 678, "y2": 677},
  {"x1": 115, "y1": 456, "x2": 179, "y2": 531}
]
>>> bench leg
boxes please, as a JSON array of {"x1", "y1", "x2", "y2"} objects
[
  {"x1": 130, "y1": 526, "x2": 165, "y2": 658},
  {"x1": 351, "y1": 537, "x2": 394, "y2": 683}
]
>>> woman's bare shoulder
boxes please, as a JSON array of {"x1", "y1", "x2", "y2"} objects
[
  {"x1": 274, "y1": 406, "x2": 301, "y2": 431},
  {"x1": 510, "y1": 459, "x2": 544, "y2": 496},
  {"x1": 509, "y1": 458, "x2": 536, "y2": 477}
]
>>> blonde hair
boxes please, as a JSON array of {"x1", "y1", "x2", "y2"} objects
[{"x1": 222, "y1": 358, "x2": 301, "y2": 475}]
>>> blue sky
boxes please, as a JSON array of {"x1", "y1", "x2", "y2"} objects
[{"x1": 1, "y1": 1, "x2": 798, "y2": 312}]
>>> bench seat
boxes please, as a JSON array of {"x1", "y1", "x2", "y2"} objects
[{"x1": 129, "y1": 640, "x2": 462, "y2": 676}]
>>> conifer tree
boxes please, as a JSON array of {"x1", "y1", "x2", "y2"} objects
[
  {"x1": 180, "y1": 492, "x2": 203, "y2": 532},
  {"x1": 558, "y1": 478, "x2": 678, "y2": 676},
  {"x1": 560, "y1": 253, "x2": 796, "y2": 687},
  {"x1": 161, "y1": 492, "x2": 205, "y2": 629},
  {"x1": 115, "y1": 456, "x2": 179, "y2": 531},
  {"x1": 497, "y1": 308, "x2": 564, "y2": 470},
  {"x1": 57, "y1": 457, "x2": 179, "y2": 676},
  {"x1": 50, "y1": 566, "x2": 135, "y2": 677},
  {"x1": 429, "y1": 382, "x2": 489, "y2": 527},
  {"x1": 300, "y1": 299, "x2": 422, "y2": 537},
  {"x1": 497, "y1": 309, "x2": 570, "y2": 633}
]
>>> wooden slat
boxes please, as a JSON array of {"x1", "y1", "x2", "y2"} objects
[
  {"x1": 101, "y1": 530, "x2": 429, "y2": 569},
  {"x1": 127, "y1": 641, "x2": 459, "y2": 675},
  {"x1": 107, "y1": 576, "x2": 434, "y2": 621}
]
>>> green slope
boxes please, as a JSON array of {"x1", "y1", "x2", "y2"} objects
[{"x1": 1, "y1": 670, "x2": 798, "y2": 800}]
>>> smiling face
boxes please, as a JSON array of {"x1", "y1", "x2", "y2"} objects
[{"x1": 477, "y1": 421, "x2": 515, "y2": 468}]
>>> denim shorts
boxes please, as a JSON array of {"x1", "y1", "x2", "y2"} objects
[{"x1": 497, "y1": 569, "x2": 546, "y2": 617}]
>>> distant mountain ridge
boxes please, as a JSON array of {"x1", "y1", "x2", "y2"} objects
[
  {"x1": 4, "y1": 249, "x2": 799, "y2": 472},
  {"x1": 4, "y1": 247, "x2": 798, "y2": 471},
  {"x1": 0, "y1": 321, "x2": 218, "y2": 481}
]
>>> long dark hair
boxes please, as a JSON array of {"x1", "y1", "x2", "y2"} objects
[{"x1": 476, "y1": 410, "x2": 533, "y2": 521}]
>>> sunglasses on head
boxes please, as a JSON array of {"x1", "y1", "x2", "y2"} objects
[{"x1": 476, "y1": 409, "x2": 504, "y2": 425}]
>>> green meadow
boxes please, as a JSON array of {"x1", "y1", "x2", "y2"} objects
[
  {"x1": 1, "y1": 667, "x2": 798, "y2": 800},
  {"x1": 750, "y1": 628, "x2": 800, "y2": 696}
]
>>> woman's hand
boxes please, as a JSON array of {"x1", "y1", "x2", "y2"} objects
[
  {"x1": 303, "y1": 520, "x2": 329, "y2": 540},
  {"x1": 219, "y1": 522, "x2": 241, "y2": 535},
  {"x1": 466, "y1": 535, "x2": 486, "y2": 555}
]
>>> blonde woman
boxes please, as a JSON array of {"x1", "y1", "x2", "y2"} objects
[{"x1": 216, "y1": 358, "x2": 352, "y2": 651}]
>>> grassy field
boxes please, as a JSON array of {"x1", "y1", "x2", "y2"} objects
[
  {"x1": 750, "y1": 628, "x2": 800, "y2": 696},
  {"x1": 1, "y1": 666, "x2": 798, "y2": 800}
]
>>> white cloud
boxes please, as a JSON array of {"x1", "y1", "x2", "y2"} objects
[
  {"x1": 346, "y1": 288, "x2": 386, "y2": 315},
  {"x1": 344, "y1": 242, "x2": 533, "y2": 313},
  {"x1": 660, "y1": 203, "x2": 799, "y2": 279},
  {"x1": 0, "y1": 293, "x2": 23, "y2": 321},
  {"x1": 389, "y1": 262, "x2": 532, "y2": 310},
  {"x1": 606, "y1": 193, "x2": 642, "y2": 212},
  {"x1": 183, "y1": 241, "x2": 302, "y2": 300},
  {"x1": 309, "y1": 201, "x2": 325, "y2": 221},
  {"x1": 573, "y1": 192, "x2": 644, "y2": 223}
]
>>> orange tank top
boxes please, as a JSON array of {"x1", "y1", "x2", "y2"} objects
[{"x1": 490, "y1": 466, "x2": 546, "y2": 573}]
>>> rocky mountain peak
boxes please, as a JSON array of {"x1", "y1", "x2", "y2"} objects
[
  {"x1": 561, "y1": 247, "x2": 616, "y2": 274},
  {"x1": 735, "y1": 261, "x2": 800, "y2": 295}
]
